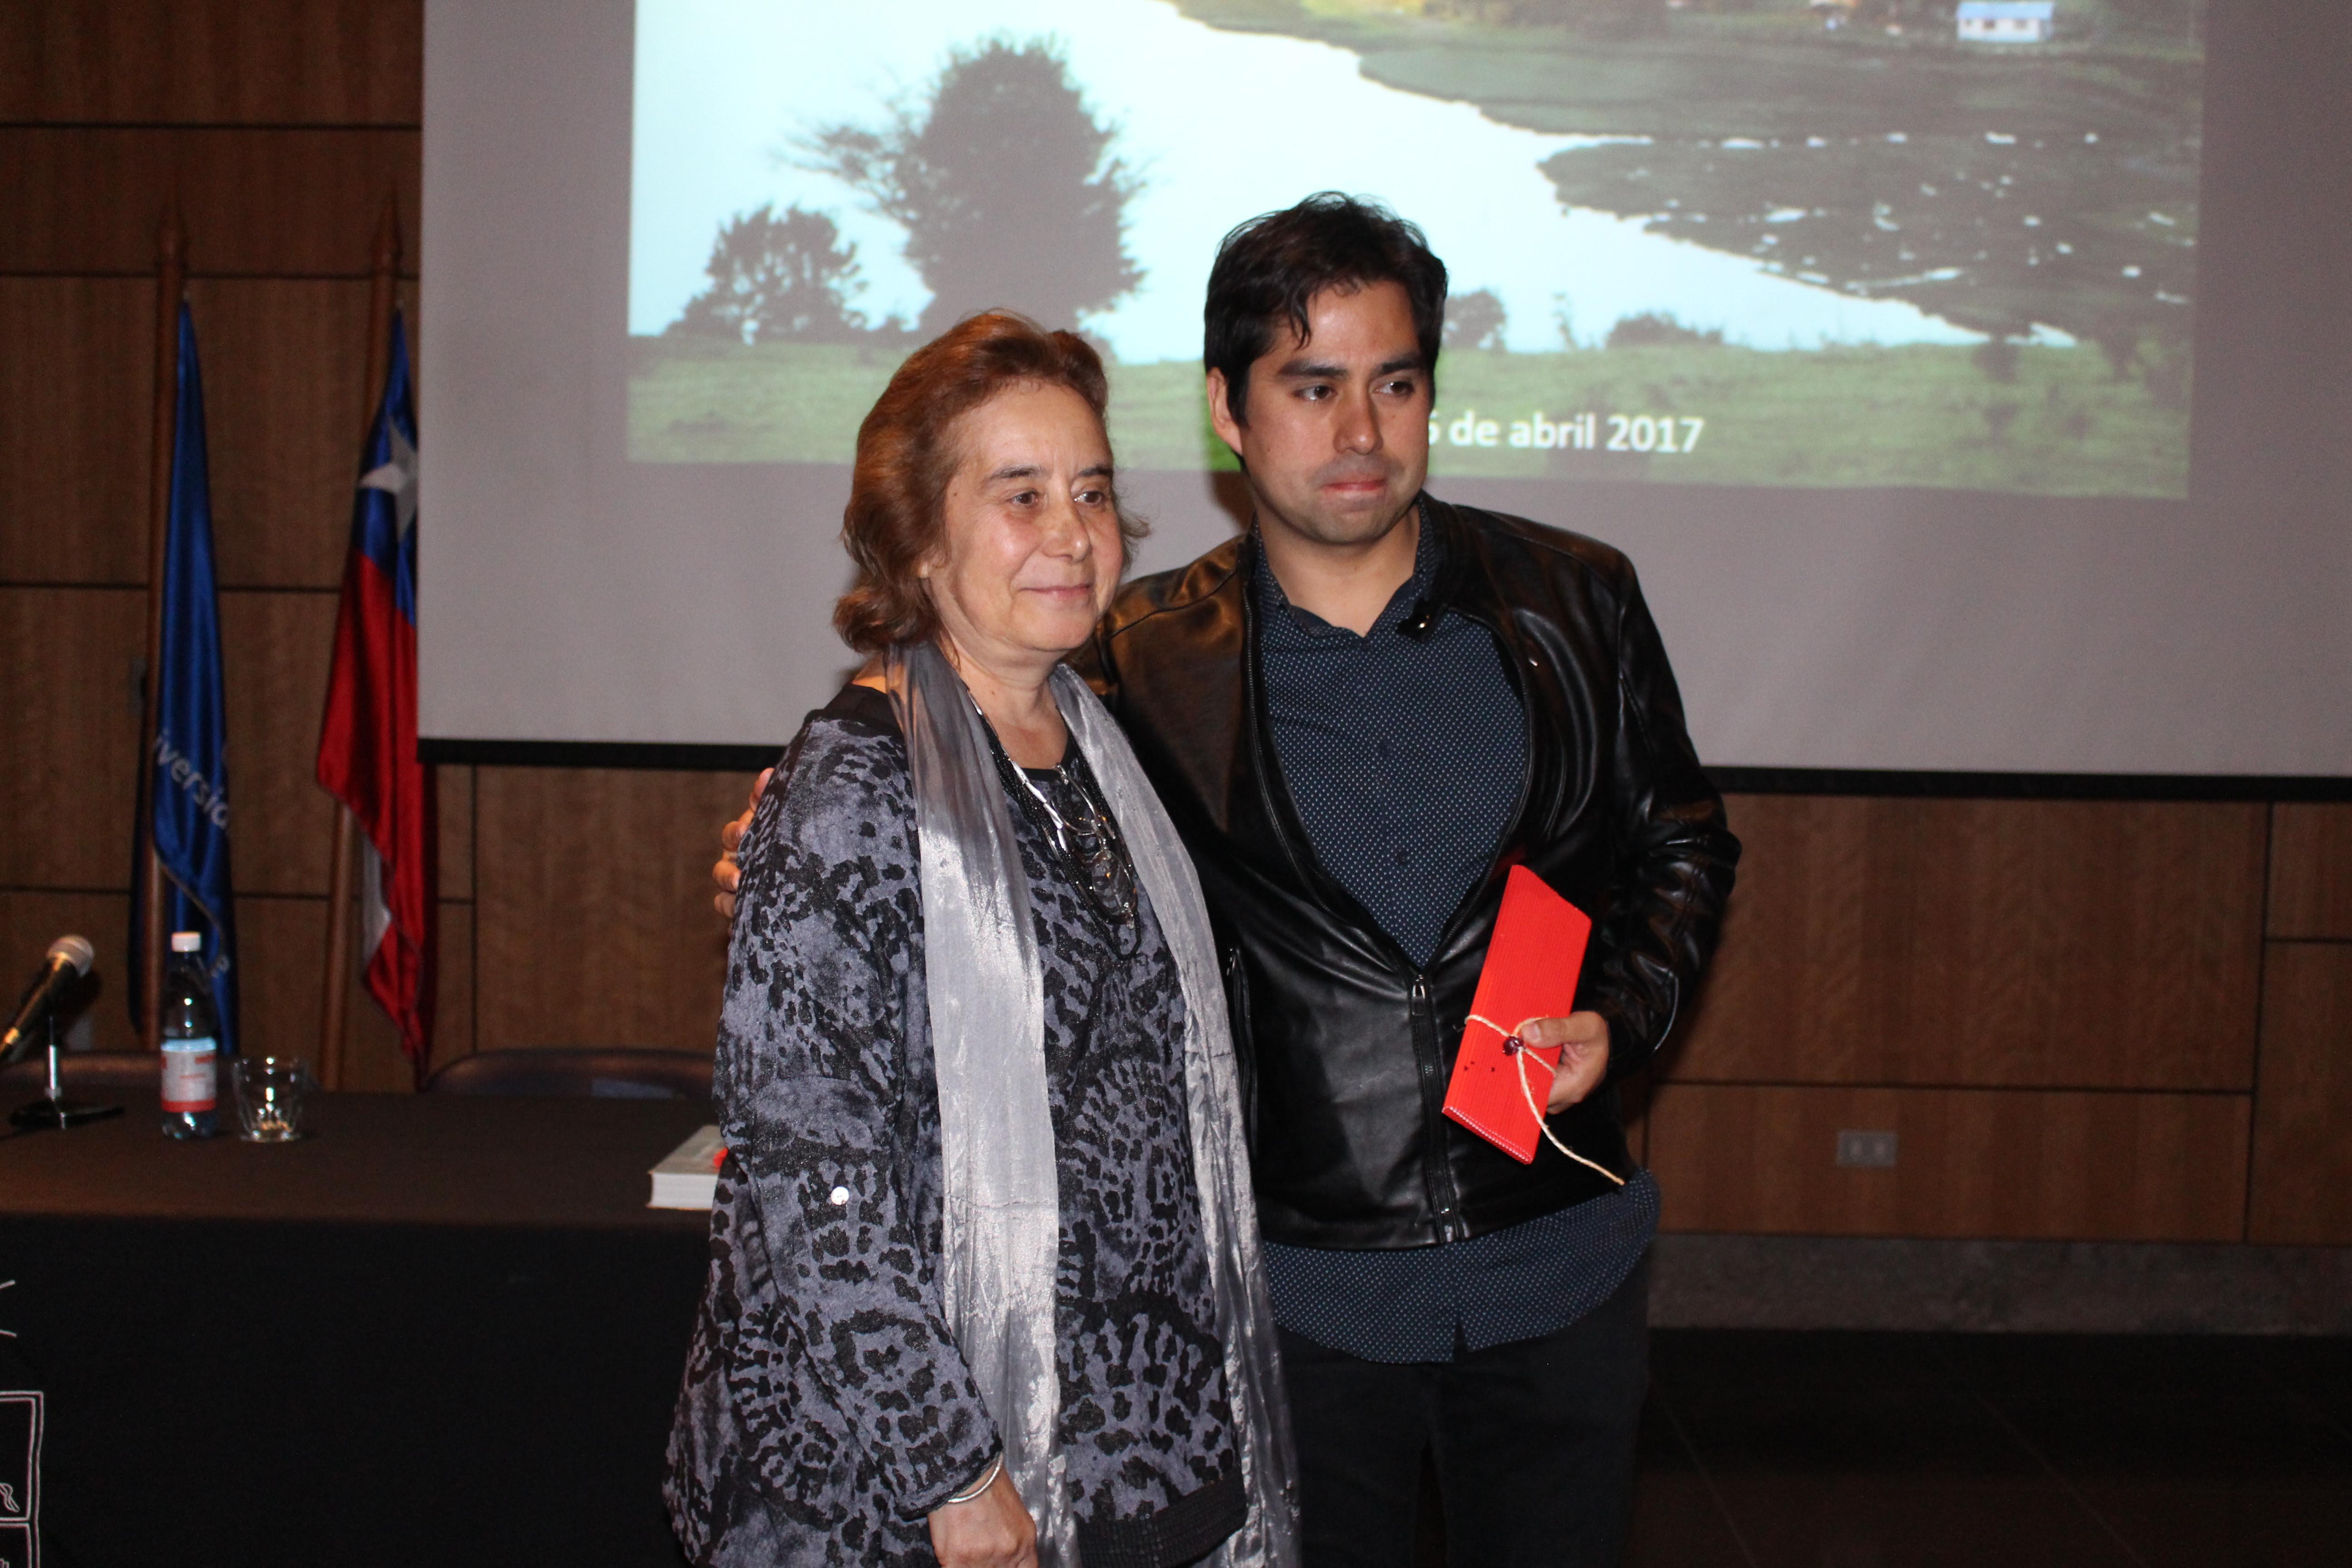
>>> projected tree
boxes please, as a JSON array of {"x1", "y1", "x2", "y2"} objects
[
  {"x1": 800, "y1": 39, "x2": 1143, "y2": 338},
  {"x1": 670, "y1": 204, "x2": 874, "y2": 345},
  {"x1": 1443, "y1": 289, "x2": 1509, "y2": 351}
]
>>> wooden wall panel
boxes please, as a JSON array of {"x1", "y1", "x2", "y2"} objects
[
  {"x1": 0, "y1": 0, "x2": 421, "y2": 125},
  {"x1": 439, "y1": 764, "x2": 474, "y2": 901},
  {"x1": 474, "y1": 769, "x2": 749, "y2": 1056},
  {"x1": 235, "y1": 892, "x2": 329, "y2": 1065},
  {"x1": 0, "y1": 586, "x2": 146, "y2": 888},
  {"x1": 219, "y1": 588, "x2": 339, "y2": 894},
  {"x1": 189, "y1": 279, "x2": 377, "y2": 590},
  {"x1": 2269, "y1": 804, "x2": 2352, "y2": 940},
  {"x1": 2247, "y1": 942, "x2": 2352, "y2": 1244},
  {"x1": 1673, "y1": 795, "x2": 2267, "y2": 1090},
  {"x1": 0, "y1": 276, "x2": 151, "y2": 585},
  {"x1": 0, "y1": 889, "x2": 137, "y2": 1054},
  {"x1": 0, "y1": 128, "x2": 420, "y2": 277},
  {"x1": 1649, "y1": 1083, "x2": 2249, "y2": 1241},
  {"x1": 232, "y1": 892, "x2": 474, "y2": 1088}
]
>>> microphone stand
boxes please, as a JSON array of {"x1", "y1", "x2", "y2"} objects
[{"x1": 8, "y1": 1011, "x2": 123, "y2": 1131}]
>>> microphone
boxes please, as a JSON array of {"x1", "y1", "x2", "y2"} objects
[
  {"x1": 2, "y1": 935, "x2": 96, "y2": 1063},
  {"x1": 1399, "y1": 599, "x2": 1439, "y2": 641}
]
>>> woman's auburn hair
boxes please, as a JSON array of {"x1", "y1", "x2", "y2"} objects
[{"x1": 833, "y1": 311, "x2": 1145, "y2": 656}]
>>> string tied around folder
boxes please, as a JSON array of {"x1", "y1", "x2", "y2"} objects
[{"x1": 1466, "y1": 1013, "x2": 1628, "y2": 1187}]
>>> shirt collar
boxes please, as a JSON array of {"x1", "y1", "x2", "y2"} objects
[{"x1": 1251, "y1": 506, "x2": 1441, "y2": 640}]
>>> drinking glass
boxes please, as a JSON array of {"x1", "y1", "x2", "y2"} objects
[{"x1": 231, "y1": 1056, "x2": 314, "y2": 1142}]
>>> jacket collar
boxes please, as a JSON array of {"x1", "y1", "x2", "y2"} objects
[{"x1": 1419, "y1": 493, "x2": 1511, "y2": 640}]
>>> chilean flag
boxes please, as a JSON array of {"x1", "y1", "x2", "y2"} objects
[{"x1": 316, "y1": 311, "x2": 435, "y2": 1077}]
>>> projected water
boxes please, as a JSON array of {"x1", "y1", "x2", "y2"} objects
[{"x1": 627, "y1": 0, "x2": 2203, "y2": 497}]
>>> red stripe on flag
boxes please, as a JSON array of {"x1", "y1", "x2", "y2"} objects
[{"x1": 318, "y1": 544, "x2": 435, "y2": 1073}]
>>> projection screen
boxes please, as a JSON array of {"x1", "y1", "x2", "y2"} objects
[{"x1": 419, "y1": 0, "x2": 2351, "y2": 784}]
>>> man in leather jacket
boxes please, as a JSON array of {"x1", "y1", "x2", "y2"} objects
[
  {"x1": 717, "y1": 196, "x2": 1738, "y2": 1566},
  {"x1": 1097, "y1": 195, "x2": 1736, "y2": 1568}
]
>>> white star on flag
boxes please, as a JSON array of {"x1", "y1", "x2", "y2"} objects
[{"x1": 359, "y1": 420, "x2": 419, "y2": 541}]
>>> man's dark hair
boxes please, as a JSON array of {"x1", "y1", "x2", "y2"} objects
[{"x1": 1204, "y1": 193, "x2": 1448, "y2": 424}]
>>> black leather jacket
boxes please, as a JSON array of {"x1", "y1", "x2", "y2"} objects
[{"x1": 1079, "y1": 495, "x2": 1740, "y2": 1250}]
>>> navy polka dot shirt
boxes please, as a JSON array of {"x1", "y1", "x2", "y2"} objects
[
  {"x1": 1253, "y1": 515, "x2": 1523, "y2": 970},
  {"x1": 1252, "y1": 515, "x2": 1658, "y2": 1363}
]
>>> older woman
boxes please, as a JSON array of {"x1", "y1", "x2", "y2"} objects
[{"x1": 665, "y1": 314, "x2": 1296, "y2": 1568}]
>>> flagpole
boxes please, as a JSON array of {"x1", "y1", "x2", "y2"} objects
[
  {"x1": 137, "y1": 204, "x2": 186, "y2": 1054},
  {"x1": 318, "y1": 191, "x2": 402, "y2": 1091}
]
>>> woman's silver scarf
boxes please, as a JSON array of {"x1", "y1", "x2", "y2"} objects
[{"x1": 889, "y1": 640, "x2": 1300, "y2": 1568}]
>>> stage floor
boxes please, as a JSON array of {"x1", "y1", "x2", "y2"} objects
[{"x1": 1415, "y1": 1330, "x2": 2352, "y2": 1567}]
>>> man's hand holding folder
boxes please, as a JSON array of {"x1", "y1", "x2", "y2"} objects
[{"x1": 1521, "y1": 1010, "x2": 1609, "y2": 1114}]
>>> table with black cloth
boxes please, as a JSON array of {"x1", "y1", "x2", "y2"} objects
[{"x1": 0, "y1": 1091, "x2": 713, "y2": 1568}]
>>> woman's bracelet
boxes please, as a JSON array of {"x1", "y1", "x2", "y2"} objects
[{"x1": 944, "y1": 1452, "x2": 1003, "y2": 1506}]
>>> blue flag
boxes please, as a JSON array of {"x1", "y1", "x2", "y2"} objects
[{"x1": 132, "y1": 304, "x2": 239, "y2": 1056}]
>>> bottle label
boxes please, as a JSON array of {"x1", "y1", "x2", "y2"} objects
[{"x1": 162, "y1": 1038, "x2": 217, "y2": 1114}]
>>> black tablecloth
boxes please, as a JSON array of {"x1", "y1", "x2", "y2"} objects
[{"x1": 0, "y1": 1091, "x2": 713, "y2": 1568}]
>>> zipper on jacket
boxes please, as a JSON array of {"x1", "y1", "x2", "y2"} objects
[{"x1": 1410, "y1": 977, "x2": 1469, "y2": 1244}]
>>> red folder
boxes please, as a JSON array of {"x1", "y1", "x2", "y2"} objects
[{"x1": 1441, "y1": 866, "x2": 1592, "y2": 1165}]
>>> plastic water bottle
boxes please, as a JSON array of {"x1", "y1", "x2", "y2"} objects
[{"x1": 159, "y1": 931, "x2": 220, "y2": 1139}]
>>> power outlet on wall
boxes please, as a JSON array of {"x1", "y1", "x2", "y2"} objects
[{"x1": 1835, "y1": 1128, "x2": 1899, "y2": 1169}]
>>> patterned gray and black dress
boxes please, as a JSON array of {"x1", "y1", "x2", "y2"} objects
[{"x1": 666, "y1": 683, "x2": 1243, "y2": 1568}]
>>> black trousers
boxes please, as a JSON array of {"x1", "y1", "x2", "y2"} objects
[{"x1": 1278, "y1": 1260, "x2": 1649, "y2": 1568}]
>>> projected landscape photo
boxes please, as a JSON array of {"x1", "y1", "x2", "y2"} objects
[{"x1": 627, "y1": 0, "x2": 2203, "y2": 497}]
